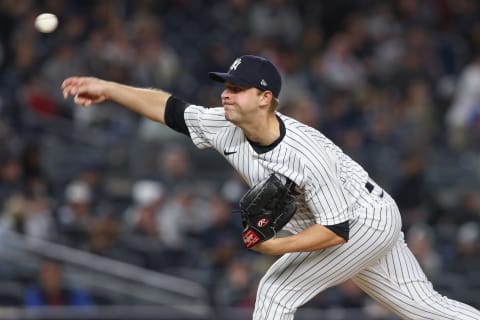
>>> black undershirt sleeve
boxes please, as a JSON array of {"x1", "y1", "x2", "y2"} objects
[
  {"x1": 164, "y1": 95, "x2": 190, "y2": 136},
  {"x1": 325, "y1": 221, "x2": 350, "y2": 241}
]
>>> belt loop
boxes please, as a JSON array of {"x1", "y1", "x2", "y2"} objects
[{"x1": 365, "y1": 181, "x2": 374, "y2": 193}]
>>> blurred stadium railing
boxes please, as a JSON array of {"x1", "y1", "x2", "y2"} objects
[{"x1": 0, "y1": 229, "x2": 211, "y2": 315}]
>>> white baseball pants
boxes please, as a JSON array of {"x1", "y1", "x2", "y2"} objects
[{"x1": 253, "y1": 188, "x2": 480, "y2": 320}]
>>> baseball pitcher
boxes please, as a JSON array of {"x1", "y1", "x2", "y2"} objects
[{"x1": 62, "y1": 55, "x2": 480, "y2": 319}]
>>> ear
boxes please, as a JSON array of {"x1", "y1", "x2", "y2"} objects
[{"x1": 259, "y1": 90, "x2": 273, "y2": 109}]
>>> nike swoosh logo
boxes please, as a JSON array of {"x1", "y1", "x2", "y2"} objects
[{"x1": 223, "y1": 149, "x2": 237, "y2": 156}]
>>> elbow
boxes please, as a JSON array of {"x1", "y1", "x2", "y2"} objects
[
  {"x1": 311, "y1": 233, "x2": 347, "y2": 251},
  {"x1": 334, "y1": 235, "x2": 348, "y2": 246}
]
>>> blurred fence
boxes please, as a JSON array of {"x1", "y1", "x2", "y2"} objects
[
  {"x1": 0, "y1": 229, "x2": 210, "y2": 309},
  {"x1": 0, "y1": 306, "x2": 399, "y2": 320}
]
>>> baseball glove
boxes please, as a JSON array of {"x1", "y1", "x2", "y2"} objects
[{"x1": 239, "y1": 174, "x2": 297, "y2": 248}]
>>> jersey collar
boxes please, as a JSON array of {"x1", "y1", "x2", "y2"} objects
[{"x1": 247, "y1": 115, "x2": 286, "y2": 154}]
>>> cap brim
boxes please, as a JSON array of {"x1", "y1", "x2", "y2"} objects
[{"x1": 208, "y1": 72, "x2": 252, "y2": 88}]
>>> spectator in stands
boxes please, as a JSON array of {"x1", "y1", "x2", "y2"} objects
[
  {"x1": 23, "y1": 192, "x2": 55, "y2": 240},
  {"x1": 219, "y1": 172, "x2": 250, "y2": 206},
  {"x1": 318, "y1": 32, "x2": 367, "y2": 93},
  {"x1": 56, "y1": 180, "x2": 95, "y2": 247},
  {"x1": 407, "y1": 224, "x2": 442, "y2": 277},
  {"x1": 156, "y1": 145, "x2": 193, "y2": 189},
  {"x1": 214, "y1": 258, "x2": 256, "y2": 308},
  {"x1": 24, "y1": 259, "x2": 93, "y2": 308},
  {"x1": 0, "y1": 193, "x2": 27, "y2": 234},
  {"x1": 123, "y1": 180, "x2": 166, "y2": 232},
  {"x1": 122, "y1": 180, "x2": 168, "y2": 268},
  {"x1": 456, "y1": 222, "x2": 480, "y2": 267},
  {"x1": 394, "y1": 78, "x2": 436, "y2": 152},
  {"x1": 158, "y1": 184, "x2": 211, "y2": 249},
  {"x1": 442, "y1": 221, "x2": 480, "y2": 282},
  {"x1": 248, "y1": 0, "x2": 302, "y2": 45},
  {"x1": 0, "y1": 155, "x2": 23, "y2": 206},
  {"x1": 446, "y1": 50, "x2": 480, "y2": 150},
  {"x1": 0, "y1": 178, "x2": 54, "y2": 240},
  {"x1": 130, "y1": 14, "x2": 181, "y2": 90},
  {"x1": 281, "y1": 95, "x2": 321, "y2": 129},
  {"x1": 75, "y1": 164, "x2": 105, "y2": 209},
  {"x1": 198, "y1": 194, "x2": 242, "y2": 270},
  {"x1": 87, "y1": 212, "x2": 142, "y2": 266},
  {"x1": 455, "y1": 191, "x2": 480, "y2": 224}
]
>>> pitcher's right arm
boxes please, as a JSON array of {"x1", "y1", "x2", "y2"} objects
[{"x1": 62, "y1": 77, "x2": 171, "y2": 125}]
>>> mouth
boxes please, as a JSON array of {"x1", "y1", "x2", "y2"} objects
[
  {"x1": 223, "y1": 104, "x2": 235, "y2": 120},
  {"x1": 223, "y1": 103, "x2": 235, "y2": 111}
]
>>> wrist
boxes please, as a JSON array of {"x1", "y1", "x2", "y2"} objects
[
  {"x1": 251, "y1": 237, "x2": 287, "y2": 255},
  {"x1": 102, "y1": 80, "x2": 117, "y2": 100}
]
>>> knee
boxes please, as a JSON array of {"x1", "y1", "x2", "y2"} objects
[{"x1": 255, "y1": 277, "x2": 299, "y2": 316}]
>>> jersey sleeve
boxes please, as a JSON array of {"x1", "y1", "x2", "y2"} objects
[
  {"x1": 183, "y1": 104, "x2": 229, "y2": 149},
  {"x1": 164, "y1": 96, "x2": 190, "y2": 135},
  {"x1": 325, "y1": 221, "x2": 349, "y2": 241}
]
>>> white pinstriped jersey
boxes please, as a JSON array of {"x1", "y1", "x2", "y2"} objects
[
  {"x1": 182, "y1": 104, "x2": 480, "y2": 320},
  {"x1": 184, "y1": 105, "x2": 370, "y2": 233}
]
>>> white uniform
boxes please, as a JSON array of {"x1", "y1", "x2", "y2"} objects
[{"x1": 184, "y1": 104, "x2": 480, "y2": 320}]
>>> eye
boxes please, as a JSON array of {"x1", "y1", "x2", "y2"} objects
[
  {"x1": 231, "y1": 87, "x2": 243, "y2": 93},
  {"x1": 226, "y1": 85, "x2": 246, "y2": 93}
]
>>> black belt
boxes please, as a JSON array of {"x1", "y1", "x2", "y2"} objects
[{"x1": 365, "y1": 181, "x2": 384, "y2": 198}]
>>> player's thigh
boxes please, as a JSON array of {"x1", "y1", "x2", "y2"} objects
[{"x1": 353, "y1": 232, "x2": 434, "y2": 300}]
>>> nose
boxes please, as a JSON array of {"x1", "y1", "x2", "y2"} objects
[
  {"x1": 221, "y1": 88, "x2": 230, "y2": 100},
  {"x1": 220, "y1": 88, "x2": 229, "y2": 99}
]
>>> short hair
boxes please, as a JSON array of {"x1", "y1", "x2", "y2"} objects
[
  {"x1": 256, "y1": 89, "x2": 280, "y2": 111},
  {"x1": 270, "y1": 96, "x2": 280, "y2": 111}
]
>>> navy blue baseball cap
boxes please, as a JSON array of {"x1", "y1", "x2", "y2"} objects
[{"x1": 209, "y1": 55, "x2": 282, "y2": 98}]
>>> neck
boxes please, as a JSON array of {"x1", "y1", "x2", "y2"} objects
[{"x1": 241, "y1": 112, "x2": 280, "y2": 146}]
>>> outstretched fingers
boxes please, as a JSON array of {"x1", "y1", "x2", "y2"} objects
[
  {"x1": 73, "y1": 94, "x2": 93, "y2": 106},
  {"x1": 62, "y1": 77, "x2": 83, "y2": 99},
  {"x1": 61, "y1": 77, "x2": 104, "y2": 107}
]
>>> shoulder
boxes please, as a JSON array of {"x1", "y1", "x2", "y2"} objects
[
  {"x1": 279, "y1": 112, "x2": 316, "y2": 131},
  {"x1": 278, "y1": 113, "x2": 336, "y2": 168},
  {"x1": 279, "y1": 113, "x2": 324, "y2": 146}
]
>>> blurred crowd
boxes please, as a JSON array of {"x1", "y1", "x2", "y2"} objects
[{"x1": 0, "y1": 0, "x2": 479, "y2": 314}]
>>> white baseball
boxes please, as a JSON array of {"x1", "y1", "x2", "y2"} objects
[{"x1": 34, "y1": 13, "x2": 58, "y2": 33}]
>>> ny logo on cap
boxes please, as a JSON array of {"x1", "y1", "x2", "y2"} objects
[{"x1": 230, "y1": 58, "x2": 242, "y2": 71}]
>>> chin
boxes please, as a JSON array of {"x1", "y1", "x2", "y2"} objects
[
  {"x1": 225, "y1": 115, "x2": 236, "y2": 124},
  {"x1": 223, "y1": 107, "x2": 241, "y2": 125},
  {"x1": 224, "y1": 109, "x2": 234, "y2": 121}
]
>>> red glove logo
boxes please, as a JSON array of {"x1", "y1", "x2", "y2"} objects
[
  {"x1": 242, "y1": 229, "x2": 261, "y2": 248},
  {"x1": 257, "y1": 218, "x2": 269, "y2": 227}
]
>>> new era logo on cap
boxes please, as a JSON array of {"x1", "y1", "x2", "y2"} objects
[{"x1": 209, "y1": 55, "x2": 282, "y2": 98}]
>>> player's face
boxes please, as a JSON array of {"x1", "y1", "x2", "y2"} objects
[{"x1": 221, "y1": 83, "x2": 264, "y2": 124}]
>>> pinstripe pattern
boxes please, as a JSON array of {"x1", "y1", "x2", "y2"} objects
[
  {"x1": 183, "y1": 105, "x2": 480, "y2": 319},
  {"x1": 354, "y1": 233, "x2": 480, "y2": 320},
  {"x1": 185, "y1": 106, "x2": 368, "y2": 228},
  {"x1": 253, "y1": 193, "x2": 402, "y2": 319}
]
